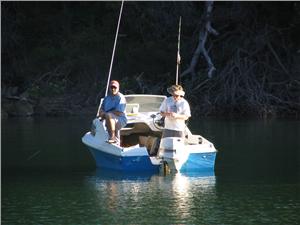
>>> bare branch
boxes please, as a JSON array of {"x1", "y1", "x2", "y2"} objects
[
  {"x1": 181, "y1": 1, "x2": 218, "y2": 79},
  {"x1": 267, "y1": 42, "x2": 289, "y2": 75}
]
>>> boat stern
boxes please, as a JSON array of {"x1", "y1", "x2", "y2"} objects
[{"x1": 158, "y1": 137, "x2": 189, "y2": 171}]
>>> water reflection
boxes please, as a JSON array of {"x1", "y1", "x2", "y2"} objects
[
  {"x1": 85, "y1": 169, "x2": 217, "y2": 224},
  {"x1": 2, "y1": 117, "x2": 299, "y2": 224},
  {"x1": 85, "y1": 169, "x2": 158, "y2": 215},
  {"x1": 170, "y1": 172, "x2": 216, "y2": 222},
  {"x1": 91, "y1": 168, "x2": 155, "y2": 181},
  {"x1": 3, "y1": 168, "x2": 298, "y2": 225},
  {"x1": 174, "y1": 171, "x2": 216, "y2": 190}
]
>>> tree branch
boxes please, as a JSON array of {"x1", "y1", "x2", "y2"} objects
[{"x1": 181, "y1": 1, "x2": 218, "y2": 79}]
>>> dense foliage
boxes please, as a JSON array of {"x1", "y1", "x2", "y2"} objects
[{"x1": 2, "y1": 1, "x2": 300, "y2": 118}]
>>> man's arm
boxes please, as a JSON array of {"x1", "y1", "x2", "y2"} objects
[
  {"x1": 112, "y1": 111, "x2": 124, "y2": 116},
  {"x1": 164, "y1": 112, "x2": 189, "y2": 120}
]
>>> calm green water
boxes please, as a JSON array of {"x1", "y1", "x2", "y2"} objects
[{"x1": 2, "y1": 117, "x2": 300, "y2": 224}]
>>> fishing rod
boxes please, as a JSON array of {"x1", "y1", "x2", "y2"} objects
[
  {"x1": 105, "y1": 0, "x2": 124, "y2": 97},
  {"x1": 176, "y1": 16, "x2": 182, "y2": 85},
  {"x1": 97, "y1": 0, "x2": 124, "y2": 117}
]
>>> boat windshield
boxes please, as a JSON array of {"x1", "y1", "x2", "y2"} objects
[{"x1": 125, "y1": 95, "x2": 166, "y2": 113}]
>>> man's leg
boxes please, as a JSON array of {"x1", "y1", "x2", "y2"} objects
[
  {"x1": 105, "y1": 113, "x2": 117, "y2": 142},
  {"x1": 114, "y1": 118, "x2": 126, "y2": 145},
  {"x1": 114, "y1": 123, "x2": 122, "y2": 145}
]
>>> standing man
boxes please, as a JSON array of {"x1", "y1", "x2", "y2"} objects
[
  {"x1": 97, "y1": 80, "x2": 127, "y2": 144},
  {"x1": 159, "y1": 84, "x2": 191, "y2": 138}
]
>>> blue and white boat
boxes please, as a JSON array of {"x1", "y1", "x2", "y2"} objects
[
  {"x1": 82, "y1": 2, "x2": 217, "y2": 173},
  {"x1": 82, "y1": 94, "x2": 217, "y2": 173}
]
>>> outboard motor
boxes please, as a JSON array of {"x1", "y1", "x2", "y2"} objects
[{"x1": 158, "y1": 136, "x2": 189, "y2": 172}]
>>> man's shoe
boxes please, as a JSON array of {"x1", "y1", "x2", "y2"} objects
[{"x1": 107, "y1": 139, "x2": 117, "y2": 144}]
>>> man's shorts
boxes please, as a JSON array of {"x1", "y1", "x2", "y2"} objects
[{"x1": 107, "y1": 112, "x2": 127, "y2": 130}]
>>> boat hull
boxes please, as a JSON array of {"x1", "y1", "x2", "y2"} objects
[
  {"x1": 87, "y1": 146, "x2": 160, "y2": 172},
  {"x1": 180, "y1": 152, "x2": 216, "y2": 172},
  {"x1": 87, "y1": 145, "x2": 215, "y2": 173}
]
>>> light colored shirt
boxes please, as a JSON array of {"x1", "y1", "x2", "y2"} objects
[
  {"x1": 159, "y1": 96, "x2": 191, "y2": 131},
  {"x1": 101, "y1": 92, "x2": 127, "y2": 123}
]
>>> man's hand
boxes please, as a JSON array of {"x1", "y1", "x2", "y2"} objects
[
  {"x1": 161, "y1": 111, "x2": 175, "y2": 118},
  {"x1": 97, "y1": 111, "x2": 105, "y2": 120},
  {"x1": 113, "y1": 111, "x2": 124, "y2": 116},
  {"x1": 169, "y1": 112, "x2": 178, "y2": 118},
  {"x1": 163, "y1": 111, "x2": 188, "y2": 120}
]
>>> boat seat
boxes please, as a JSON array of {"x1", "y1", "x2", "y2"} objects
[
  {"x1": 121, "y1": 122, "x2": 151, "y2": 136},
  {"x1": 139, "y1": 135, "x2": 160, "y2": 156},
  {"x1": 126, "y1": 103, "x2": 139, "y2": 114}
]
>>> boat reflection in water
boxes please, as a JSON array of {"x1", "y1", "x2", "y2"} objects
[
  {"x1": 90, "y1": 168, "x2": 156, "y2": 181},
  {"x1": 85, "y1": 169, "x2": 216, "y2": 220},
  {"x1": 169, "y1": 171, "x2": 216, "y2": 221},
  {"x1": 87, "y1": 168, "x2": 215, "y2": 182}
]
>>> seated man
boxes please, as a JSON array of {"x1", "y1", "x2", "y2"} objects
[{"x1": 97, "y1": 80, "x2": 127, "y2": 144}]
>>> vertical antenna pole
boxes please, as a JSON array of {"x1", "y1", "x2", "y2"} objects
[{"x1": 176, "y1": 16, "x2": 182, "y2": 85}]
